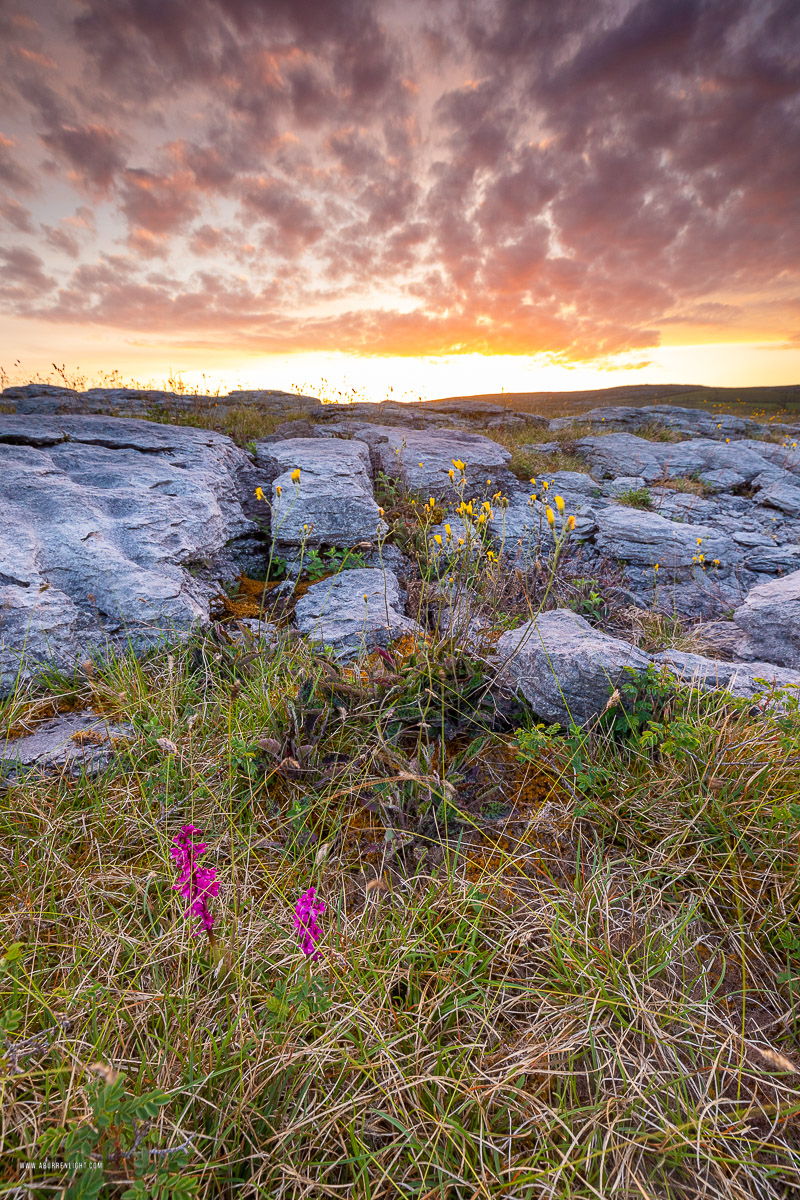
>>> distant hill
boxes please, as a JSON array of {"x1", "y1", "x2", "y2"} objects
[{"x1": 429, "y1": 382, "x2": 800, "y2": 419}]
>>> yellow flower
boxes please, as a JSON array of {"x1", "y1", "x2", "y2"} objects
[
  {"x1": 712, "y1": 558, "x2": 720, "y2": 565},
  {"x1": 429, "y1": 497, "x2": 435, "y2": 508},
  {"x1": 477, "y1": 512, "x2": 486, "y2": 525},
  {"x1": 697, "y1": 536, "x2": 702, "y2": 545},
  {"x1": 567, "y1": 514, "x2": 576, "y2": 530},
  {"x1": 255, "y1": 486, "x2": 265, "y2": 501},
  {"x1": 291, "y1": 468, "x2": 301, "y2": 484},
  {"x1": 458, "y1": 537, "x2": 465, "y2": 546},
  {"x1": 378, "y1": 506, "x2": 385, "y2": 516},
  {"x1": 445, "y1": 523, "x2": 452, "y2": 538},
  {"x1": 654, "y1": 563, "x2": 659, "y2": 572},
  {"x1": 530, "y1": 478, "x2": 536, "y2": 485},
  {"x1": 542, "y1": 480, "x2": 549, "y2": 490},
  {"x1": 555, "y1": 494, "x2": 565, "y2": 512},
  {"x1": 363, "y1": 594, "x2": 368, "y2": 603},
  {"x1": 434, "y1": 534, "x2": 442, "y2": 545},
  {"x1": 452, "y1": 458, "x2": 465, "y2": 472},
  {"x1": 546, "y1": 506, "x2": 555, "y2": 527},
  {"x1": 448, "y1": 469, "x2": 455, "y2": 480},
  {"x1": 275, "y1": 484, "x2": 282, "y2": 496}
]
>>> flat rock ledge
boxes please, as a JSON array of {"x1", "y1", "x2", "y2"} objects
[{"x1": 1, "y1": 710, "x2": 132, "y2": 779}]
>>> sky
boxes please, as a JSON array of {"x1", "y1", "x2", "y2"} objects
[{"x1": 1, "y1": 0, "x2": 799, "y2": 401}]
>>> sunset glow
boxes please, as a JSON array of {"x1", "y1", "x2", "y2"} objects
[{"x1": 1, "y1": 0, "x2": 799, "y2": 399}]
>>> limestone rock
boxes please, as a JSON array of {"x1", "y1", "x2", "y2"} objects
[
  {"x1": 1, "y1": 709, "x2": 132, "y2": 778},
  {"x1": 652, "y1": 649, "x2": 800, "y2": 699},
  {"x1": 254, "y1": 437, "x2": 387, "y2": 547},
  {"x1": 733, "y1": 570, "x2": 800, "y2": 667},
  {"x1": 594, "y1": 507, "x2": 737, "y2": 574},
  {"x1": 494, "y1": 609, "x2": 652, "y2": 726},
  {"x1": 293, "y1": 568, "x2": 421, "y2": 659},
  {"x1": 0, "y1": 415, "x2": 255, "y2": 694},
  {"x1": 756, "y1": 480, "x2": 800, "y2": 517},
  {"x1": 360, "y1": 426, "x2": 512, "y2": 494}
]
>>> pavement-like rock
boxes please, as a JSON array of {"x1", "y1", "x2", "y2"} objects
[
  {"x1": 0, "y1": 415, "x2": 256, "y2": 694},
  {"x1": 733, "y1": 570, "x2": 800, "y2": 668},
  {"x1": 1, "y1": 710, "x2": 132, "y2": 777},
  {"x1": 756, "y1": 480, "x2": 800, "y2": 517},
  {"x1": 594, "y1": 507, "x2": 737, "y2": 574},
  {"x1": 293, "y1": 568, "x2": 421, "y2": 659},
  {"x1": 254, "y1": 437, "x2": 387, "y2": 547},
  {"x1": 575, "y1": 433, "x2": 782, "y2": 488},
  {"x1": 494, "y1": 609, "x2": 652, "y2": 726}
]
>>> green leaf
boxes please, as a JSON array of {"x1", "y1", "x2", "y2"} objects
[
  {"x1": 0, "y1": 941, "x2": 24, "y2": 971},
  {"x1": 0, "y1": 1006, "x2": 22, "y2": 1035},
  {"x1": 65, "y1": 1168, "x2": 106, "y2": 1199}
]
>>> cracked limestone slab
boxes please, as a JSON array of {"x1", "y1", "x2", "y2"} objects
[
  {"x1": 1, "y1": 709, "x2": 133, "y2": 778},
  {"x1": 0, "y1": 415, "x2": 255, "y2": 694}
]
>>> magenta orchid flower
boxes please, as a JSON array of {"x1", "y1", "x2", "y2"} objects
[
  {"x1": 294, "y1": 887, "x2": 325, "y2": 959},
  {"x1": 171, "y1": 824, "x2": 219, "y2": 936}
]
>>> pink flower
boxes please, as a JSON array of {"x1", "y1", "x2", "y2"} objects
[
  {"x1": 294, "y1": 887, "x2": 325, "y2": 959},
  {"x1": 171, "y1": 824, "x2": 219, "y2": 936}
]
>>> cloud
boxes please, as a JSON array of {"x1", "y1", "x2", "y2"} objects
[
  {"x1": 0, "y1": 245, "x2": 56, "y2": 305},
  {"x1": 0, "y1": 196, "x2": 35, "y2": 233},
  {"x1": 0, "y1": 0, "x2": 796, "y2": 366}
]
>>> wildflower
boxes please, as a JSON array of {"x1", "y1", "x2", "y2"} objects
[
  {"x1": 654, "y1": 563, "x2": 659, "y2": 572},
  {"x1": 452, "y1": 458, "x2": 465, "y2": 472},
  {"x1": 275, "y1": 484, "x2": 282, "y2": 497},
  {"x1": 712, "y1": 558, "x2": 720, "y2": 566},
  {"x1": 429, "y1": 497, "x2": 435, "y2": 508},
  {"x1": 546, "y1": 506, "x2": 555, "y2": 527},
  {"x1": 448, "y1": 469, "x2": 455, "y2": 480},
  {"x1": 378, "y1": 507, "x2": 385, "y2": 516},
  {"x1": 171, "y1": 825, "x2": 219, "y2": 936},
  {"x1": 444, "y1": 523, "x2": 452, "y2": 539},
  {"x1": 530, "y1": 493, "x2": 537, "y2": 503},
  {"x1": 255, "y1": 486, "x2": 265, "y2": 501},
  {"x1": 542, "y1": 480, "x2": 549, "y2": 490},
  {"x1": 530, "y1": 478, "x2": 536, "y2": 485},
  {"x1": 363, "y1": 593, "x2": 368, "y2": 603},
  {"x1": 434, "y1": 533, "x2": 442, "y2": 545},
  {"x1": 567, "y1": 514, "x2": 576, "y2": 530},
  {"x1": 555, "y1": 494, "x2": 565, "y2": 512},
  {"x1": 418, "y1": 462, "x2": 423, "y2": 468},
  {"x1": 291, "y1": 468, "x2": 301, "y2": 484},
  {"x1": 697, "y1": 536, "x2": 702, "y2": 545},
  {"x1": 294, "y1": 887, "x2": 325, "y2": 960}
]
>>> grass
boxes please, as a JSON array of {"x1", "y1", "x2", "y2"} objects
[
  {"x1": 616, "y1": 487, "x2": 653, "y2": 510},
  {"x1": 3, "y1": 503, "x2": 800, "y2": 1199}
]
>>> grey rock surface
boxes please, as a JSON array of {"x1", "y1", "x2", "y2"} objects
[
  {"x1": 0, "y1": 415, "x2": 255, "y2": 694},
  {"x1": 293, "y1": 568, "x2": 421, "y2": 659},
  {"x1": 358, "y1": 425, "x2": 512, "y2": 494},
  {"x1": 594, "y1": 507, "x2": 737, "y2": 574},
  {"x1": 652, "y1": 649, "x2": 800, "y2": 699},
  {"x1": 733, "y1": 570, "x2": 800, "y2": 667},
  {"x1": 1, "y1": 709, "x2": 133, "y2": 777},
  {"x1": 756, "y1": 480, "x2": 800, "y2": 517},
  {"x1": 254, "y1": 437, "x2": 387, "y2": 547},
  {"x1": 495, "y1": 609, "x2": 652, "y2": 725}
]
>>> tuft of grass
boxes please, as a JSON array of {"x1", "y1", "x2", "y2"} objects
[
  {"x1": 616, "y1": 486, "x2": 653, "y2": 509},
  {"x1": 662, "y1": 474, "x2": 716, "y2": 497}
]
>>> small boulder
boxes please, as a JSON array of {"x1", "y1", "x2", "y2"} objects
[
  {"x1": 293, "y1": 568, "x2": 421, "y2": 659},
  {"x1": 254, "y1": 438, "x2": 387, "y2": 547},
  {"x1": 494, "y1": 608, "x2": 652, "y2": 725}
]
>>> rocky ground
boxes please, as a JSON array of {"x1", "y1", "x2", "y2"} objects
[{"x1": 2, "y1": 383, "x2": 800, "y2": 768}]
